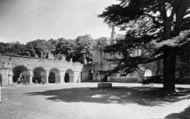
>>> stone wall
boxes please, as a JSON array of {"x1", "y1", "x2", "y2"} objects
[
  {"x1": 84, "y1": 56, "x2": 190, "y2": 84},
  {"x1": 0, "y1": 54, "x2": 83, "y2": 86}
]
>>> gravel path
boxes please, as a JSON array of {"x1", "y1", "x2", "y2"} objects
[{"x1": 0, "y1": 83, "x2": 190, "y2": 119}]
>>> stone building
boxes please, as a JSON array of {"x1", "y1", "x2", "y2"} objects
[
  {"x1": 88, "y1": 47, "x2": 144, "y2": 82},
  {"x1": 0, "y1": 53, "x2": 83, "y2": 86},
  {"x1": 85, "y1": 46, "x2": 190, "y2": 84},
  {"x1": 82, "y1": 25, "x2": 190, "y2": 83}
]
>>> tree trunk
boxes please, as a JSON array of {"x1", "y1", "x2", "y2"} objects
[{"x1": 163, "y1": 48, "x2": 176, "y2": 92}]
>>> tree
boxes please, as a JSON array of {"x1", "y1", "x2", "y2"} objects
[
  {"x1": 0, "y1": 42, "x2": 26, "y2": 55},
  {"x1": 25, "y1": 39, "x2": 53, "y2": 58},
  {"x1": 94, "y1": 37, "x2": 109, "y2": 49},
  {"x1": 10, "y1": 42, "x2": 26, "y2": 55},
  {"x1": 0, "y1": 42, "x2": 13, "y2": 54},
  {"x1": 74, "y1": 34, "x2": 94, "y2": 64},
  {"x1": 47, "y1": 39, "x2": 59, "y2": 54},
  {"x1": 55, "y1": 38, "x2": 76, "y2": 61},
  {"x1": 100, "y1": 0, "x2": 190, "y2": 91}
]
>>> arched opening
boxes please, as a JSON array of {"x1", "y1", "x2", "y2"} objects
[
  {"x1": 13, "y1": 66, "x2": 29, "y2": 84},
  {"x1": 49, "y1": 72, "x2": 56, "y2": 83},
  {"x1": 65, "y1": 73, "x2": 70, "y2": 83},
  {"x1": 64, "y1": 69, "x2": 74, "y2": 83},
  {"x1": 48, "y1": 68, "x2": 60, "y2": 83},
  {"x1": 33, "y1": 67, "x2": 46, "y2": 84},
  {"x1": 88, "y1": 70, "x2": 93, "y2": 81},
  {"x1": 144, "y1": 69, "x2": 152, "y2": 77}
]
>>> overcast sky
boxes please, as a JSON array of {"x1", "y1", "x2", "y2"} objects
[{"x1": 0, "y1": 0, "x2": 117, "y2": 43}]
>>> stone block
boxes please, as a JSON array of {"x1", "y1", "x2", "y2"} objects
[{"x1": 97, "y1": 82, "x2": 112, "y2": 89}]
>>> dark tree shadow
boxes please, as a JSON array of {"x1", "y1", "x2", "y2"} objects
[
  {"x1": 27, "y1": 86, "x2": 190, "y2": 106},
  {"x1": 165, "y1": 105, "x2": 190, "y2": 119}
]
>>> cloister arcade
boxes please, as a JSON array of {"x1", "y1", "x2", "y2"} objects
[{"x1": 0, "y1": 54, "x2": 83, "y2": 86}]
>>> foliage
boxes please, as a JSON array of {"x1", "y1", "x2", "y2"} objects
[
  {"x1": 0, "y1": 34, "x2": 101, "y2": 64},
  {"x1": 94, "y1": 37, "x2": 109, "y2": 49},
  {"x1": 55, "y1": 38, "x2": 76, "y2": 61},
  {"x1": 25, "y1": 39, "x2": 54, "y2": 58},
  {"x1": 73, "y1": 34, "x2": 94, "y2": 63},
  {"x1": 0, "y1": 42, "x2": 26, "y2": 55}
]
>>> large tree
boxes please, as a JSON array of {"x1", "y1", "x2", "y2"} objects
[
  {"x1": 55, "y1": 35, "x2": 95, "y2": 63},
  {"x1": 0, "y1": 42, "x2": 26, "y2": 55},
  {"x1": 25, "y1": 39, "x2": 54, "y2": 58},
  {"x1": 74, "y1": 34, "x2": 94, "y2": 63},
  {"x1": 100, "y1": 0, "x2": 190, "y2": 91},
  {"x1": 55, "y1": 38, "x2": 76, "y2": 61}
]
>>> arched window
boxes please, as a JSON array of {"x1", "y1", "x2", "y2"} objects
[{"x1": 144, "y1": 69, "x2": 152, "y2": 77}]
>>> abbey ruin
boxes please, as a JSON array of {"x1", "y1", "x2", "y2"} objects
[{"x1": 0, "y1": 54, "x2": 83, "y2": 86}]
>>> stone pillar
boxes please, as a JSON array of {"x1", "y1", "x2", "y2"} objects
[
  {"x1": 8, "y1": 69, "x2": 13, "y2": 85},
  {"x1": 28, "y1": 69, "x2": 33, "y2": 84},
  {"x1": 60, "y1": 70, "x2": 65, "y2": 84},
  {"x1": 45, "y1": 70, "x2": 49, "y2": 84},
  {"x1": 74, "y1": 71, "x2": 81, "y2": 83},
  {"x1": 78, "y1": 72, "x2": 81, "y2": 83}
]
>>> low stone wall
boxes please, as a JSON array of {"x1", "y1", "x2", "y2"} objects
[
  {"x1": 97, "y1": 82, "x2": 112, "y2": 89},
  {"x1": 175, "y1": 78, "x2": 190, "y2": 84},
  {"x1": 108, "y1": 77, "x2": 139, "y2": 83}
]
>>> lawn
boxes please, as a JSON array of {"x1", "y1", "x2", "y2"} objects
[{"x1": 0, "y1": 83, "x2": 190, "y2": 119}]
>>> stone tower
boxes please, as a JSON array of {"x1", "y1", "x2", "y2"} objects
[{"x1": 110, "y1": 24, "x2": 116, "y2": 44}]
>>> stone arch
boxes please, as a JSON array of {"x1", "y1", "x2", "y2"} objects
[
  {"x1": 33, "y1": 67, "x2": 46, "y2": 83},
  {"x1": 144, "y1": 63, "x2": 157, "y2": 76},
  {"x1": 12, "y1": 65, "x2": 29, "y2": 84},
  {"x1": 144, "y1": 69, "x2": 152, "y2": 77},
  {"x1": 48, "y1": 68, "x2": 60, "y2": 83},
  {"x1": 88, "y1": 69, "x2": 93, "y2": 81},
  {"x1": 64, "y1": 69, "x2": 74, "y2": 83}
]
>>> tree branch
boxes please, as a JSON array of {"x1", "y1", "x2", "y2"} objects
[{"x1": 151, "y1": 30, "x2": 190, "y2": 48}]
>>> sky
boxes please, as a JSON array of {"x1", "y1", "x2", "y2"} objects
[{"x1": 0, "y1": 0, "x2": 118, "y2": 44}]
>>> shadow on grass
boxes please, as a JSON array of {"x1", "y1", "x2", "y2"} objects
[
  {"x1": 165, "y1": 105, "x2": 190, "y2": 119},
  {"x1": 27, "y1": 86, "x2": 190, "y2": 106}
]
